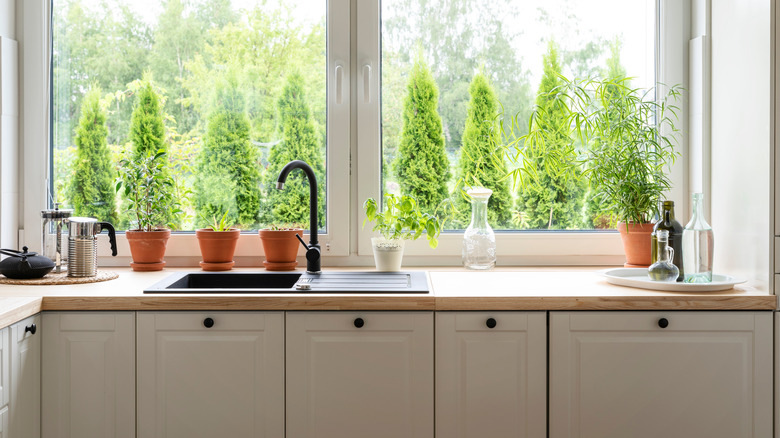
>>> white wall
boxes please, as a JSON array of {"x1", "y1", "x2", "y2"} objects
[
  {"x1": 710, "y1": 0, "x2": 771, "y2": 290},
  {"x1": 0, "y1": 0, "x2": 18, "y2": 250}
]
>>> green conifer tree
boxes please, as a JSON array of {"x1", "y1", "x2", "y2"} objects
[
  {"x1": 393, "y1": 55, "x2": 450, "y2": 214},
  {"x1": 518, "y1": 41, "x2": 586, "y2": 229},
  {"x1": 68, "y1": 86, "x2": 117, "y2": 222},
  {"x1": 263, "y1": 72, "x2": 325, "y2": 227},
  {"x1": 194, "y1": 80, "x2": 262, "y2": 228},
  {"x1": 453, "y1": 71, "x2": 512, "y2": 228}
]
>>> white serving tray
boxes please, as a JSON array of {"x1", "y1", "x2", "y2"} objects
[{"x1": 601, "y1": 268, "x2": 745, "y2": 292}]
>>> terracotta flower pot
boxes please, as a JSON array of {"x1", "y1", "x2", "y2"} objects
[
  {"x1": 617, "y1": 221, "x2": 654, "y2": 268},
  {"x1": 259, "y1": 229, "x2": 303, "y2": 271},
  {"x1": 196, "y1": 228, "x2": 241, "y2": 271},
  {"x1": 126, "y1": 229, "x2": 171, "y2": 271}
]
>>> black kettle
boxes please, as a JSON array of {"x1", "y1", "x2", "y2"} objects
[{"x1": 0, "y1": 247, "x2": 56, "y2": 279}]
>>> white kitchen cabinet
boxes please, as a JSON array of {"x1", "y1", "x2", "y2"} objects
[
  {"x1": 435, "y1": 312, "x2": 546, "y2": 438},
  {"x1": 286, "y1": 311, "x2": 434, "y2": 438},
  {"x1": 42, "y1": 311, "x2": 135, "y2": 438},
  {"x1": 550, "y1": 311, "x2": 773, "y2": 438},
  {"x1": 9, "y1": 314, "x2": 40, "y2": 438},
  {"x1": 136, "y1": 311, "x2": 284, "y2": 438}
]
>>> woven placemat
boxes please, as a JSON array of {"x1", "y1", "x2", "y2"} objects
[{"x1": 0, "y1": 270, "x2": 119, "y2": 285}]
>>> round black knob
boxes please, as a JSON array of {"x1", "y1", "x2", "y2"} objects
[
  {"x1": 203, "y1": 317, "x2": 215, "y2": 328},
  {"x1": 658, "y1": 318, "x2": 669, "y2": 329},
  {"x1": 25, "y1": 324, "x2": 36, "y2": 335},
  {"x1": 486, "y1": 318, "x2": 497, "y2": 329},
  {"x1": 354, "y1": 317, "x2": 365, "y2": 328}
]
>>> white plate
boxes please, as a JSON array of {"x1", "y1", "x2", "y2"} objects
[{"x1": 601, "y1": 268, "x2": 745, "y2": 292}]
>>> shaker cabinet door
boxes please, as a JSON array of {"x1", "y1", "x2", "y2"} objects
[
  {"x1": 136, "y1": 311, "x2": 284, "y2": 438},
  {"x1": 550, "y1": 311, "x2": 773, "y2": 438},
  {"x1": 435, "y1": 312, "x2": 546, "y2": 438},
  {"x1": 9, "y1": 315, "x2": 40, "y2": 438},
  {"x1": 286, "y1": 311, "x2": 434, "y2": 438}
]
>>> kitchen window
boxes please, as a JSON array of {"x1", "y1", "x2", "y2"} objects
[{"x1": 23, "y1": 0, "x2": 688, "y2": 265}]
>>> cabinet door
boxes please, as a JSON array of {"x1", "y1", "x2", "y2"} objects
[
  {"x1": 436, "y1": 312, "x2": 546, "y2": 438},
  {"x1": 136, "y1": 312, "x2": 284, "y2": 438},
  {"x1": 42, "y1": 312, "x2": 135, "y2": 438},
  {"x1": 550, "y1": 311, "x2": 773, "y2": 438},
  {"x1": 9, "y1": 315, "x2": 40, "y2": 438},
  {"x1": 286, "y1": 311, "x2": 433, "y2": 438}
]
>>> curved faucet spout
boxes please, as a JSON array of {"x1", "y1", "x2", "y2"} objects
[{"x1": 276, "y1": 160, "x2": 321, "y2": 273}]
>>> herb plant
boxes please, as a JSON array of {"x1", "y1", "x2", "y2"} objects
[
  {"x1": 116, "y1": 150, "x2": 182, "y2": 232},
  {"x1": 363, "y1": 194, "x2": 442, "y2": 248},
  {"x1": 202, "y1": 210, "x2": 235, "y2": 232}
]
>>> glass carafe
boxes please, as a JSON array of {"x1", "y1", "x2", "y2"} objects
[
  {"x1": 462, "y1": 187, "x2": 496, "y2": 270},
  {"x1": 682, "y1": 193, "x2": 714, "y2": 283},
  {"x1": 648, "y1": 229, "x2": 679, "y2": 282}
]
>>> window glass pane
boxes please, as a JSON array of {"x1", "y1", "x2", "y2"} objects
[
  {"x1": 51, "y1": 0, "x2": 327, "y2": 231},
  {"x1": 381, "y1": 0, "x2": 656, "y2": 230}
]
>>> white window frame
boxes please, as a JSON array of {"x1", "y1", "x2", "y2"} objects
[
  {"x1": 19, "y1": 0, "x2": 691, "y2": 267},
  {"x1": 355, "y1": 0, "x2": 690, "y2": 266},
  {"x1": 21, "y1": 0, "x2": 351, "y2": 266}
]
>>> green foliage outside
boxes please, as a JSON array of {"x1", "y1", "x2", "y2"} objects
[
  {"x1": 394, "y1": 56, "x2": 450, "y2": 214},
  {"x1": 452, "y1": 72, "x2": 512, "y2": 228},
  {"x1": 517, "y1": 41, "x2": 586, "y2": 229},
  {"x1": 194, "y1": 80, "x2": 262, "y2": 229},
  {"x1": 68, "y1": 87, "x2": 117, "y2": 222},
  {"x1": 262, "y1": 73, "x2": 326, "y2": 228}
]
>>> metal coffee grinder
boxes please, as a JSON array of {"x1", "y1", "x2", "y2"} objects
[
  {"x1": 41, "y1": 203, "x2": 73, "y2": 273},
  {"x1": 66, "y1": 217, "x2": 118, "y2": 277}
]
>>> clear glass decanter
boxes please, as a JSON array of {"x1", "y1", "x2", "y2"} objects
[
  {"x1": 682, "y1": 192, "x2": 714, "y2": 283},
  {"x1": 462, "y1": 187, "x2": 496, "y2": 270},
  {"x1": 648, "y1": 229, "x2": 679, "y2": 282}
]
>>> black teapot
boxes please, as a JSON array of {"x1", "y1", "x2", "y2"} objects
[{"x1": 0, "y1": 247, "x2": 55, "y2": 279}]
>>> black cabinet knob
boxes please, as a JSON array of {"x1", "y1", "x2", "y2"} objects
[
  {"x1": 25, "y1": 324, "x2": 36, "y2": 335},
  {"x1": 353, "y1": 317, "x2": 365, "y2": 328},
  {"x1": 658, "y1": 318, "x2": 669, "y2": 329},
  {"x1": 486, "y1": 318, "x2": 497, "y2": 329},
  {"x1": 203, "y1": 317, "x2": 215, "y2": 328}
]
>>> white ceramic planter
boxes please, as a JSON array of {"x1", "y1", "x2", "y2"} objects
[{"x1": 371, "y1": 237, "x2": 405, "y2": 271}]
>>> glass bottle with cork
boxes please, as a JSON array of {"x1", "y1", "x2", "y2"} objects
[
  {"x1": 648, "y1": 229, "x2": 679, "y2": 282},
  {"x1": 650, "y1": 200, "x2": 683, "y2": 281}
]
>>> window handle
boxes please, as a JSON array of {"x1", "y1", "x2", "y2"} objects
[
  {"x1": 362, "y1": 64, "x2": 372, "y2": 104},
  {"x1": 335, "y1": 64, "x2": 344, "y2": 105}
]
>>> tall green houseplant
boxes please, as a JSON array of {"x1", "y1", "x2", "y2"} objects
[
  {"x1": 393, "y1": 54, "x2": 450, "y2": 214},
  {"x1": 68, "y1": 86, "x2": 117, "y2": 222},
  {"x1": 263, "y1": 72, "x2": 325, "y2": 227},
  {"x1": 194, "y1": 80, "x2": 261, "y2": 228},
  {"x1": 453, "y1": 71, "x2": 511, "y2": 228},
  {"x1": 518, "y1": 41, "x2": 586, "y2": 229}
]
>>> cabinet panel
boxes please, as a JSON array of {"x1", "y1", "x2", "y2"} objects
[
  {"x1": 0, "y1": 327, "x2": 7, "y2": 410},
  {"x1": 286, "y1": 311, "x2": 433, "y2": 438},
  {"x1": 436, "y1": 312, "x2": 546, "y2": 438},
  {"x1": 136, "y1": 312, "x2": 284, "y2": 438},
  {"x1": 42, "y1": 312, "x2": 135, "y2": 438},
  {"x1": 550, "y1": 311, "x2": 772, "y2": 438},
  {"x1": 9, "y1": 315, "x2": 40, "y2": 438}
]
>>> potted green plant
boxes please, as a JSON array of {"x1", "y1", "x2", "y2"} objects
[
  {"x1": 116, "y1": 150, "x2": 182, "y2": 271},
  {"x1": 363, "y1": 194, "x2": 442, "y2": 271},
  {"x1": 259, "y1": 224, "x2": 304, "y2": 271},
  {"x1": 518, "y1": 77, "x2": 681, "y2": 266},
  {"x1": 196, "y1": 210, "x2": 241, "y2": 271}
]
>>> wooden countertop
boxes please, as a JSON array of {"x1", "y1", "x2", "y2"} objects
[{"x1": 0, "y1": 267, "x2": 774, "y2": 328}]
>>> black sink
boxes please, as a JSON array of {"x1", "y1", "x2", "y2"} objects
[{"x1": 144, "y1": 271, "x2": 429, "y2": 294}]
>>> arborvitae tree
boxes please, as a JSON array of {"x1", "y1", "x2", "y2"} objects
[
  {"x1": 453, "y1": 71, "x2": 512, "y2": 228},
  {"x1": 68, "y1": 87, "x2": 117, "y2": 222},
  {"x1": 263, "y1": 72, "x2": 325, "y2": 227},
  {"x1": 127, "y1": 78, "x2": 178, "y2": 227},
  {"x1": 393, "y1": 55, "x2": 450, "y2": 214},
  {"x1": 518, "y1": 41, "x2": 586, "y2": 229},
  {"x1": 194, "y1": 80, "x2": 262, "y2": 228}
]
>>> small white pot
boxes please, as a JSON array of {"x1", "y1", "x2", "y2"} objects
[{"x1": 371, "y1": 237, "x2": 405, "y2": 271}]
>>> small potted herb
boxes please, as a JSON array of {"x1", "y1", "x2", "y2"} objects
[
  {"x1": 195, "y1": 210, "x2": 241, "y2": 271},
  {"x1": 116, "y1": 150, "x2": 181, "y2": 271},
  {"x1": 363, "y1": 194, "x2": 442, "y2": 271},
  {"x1": 259, "y1": 224, "x2": 304, "y2": 271}
]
